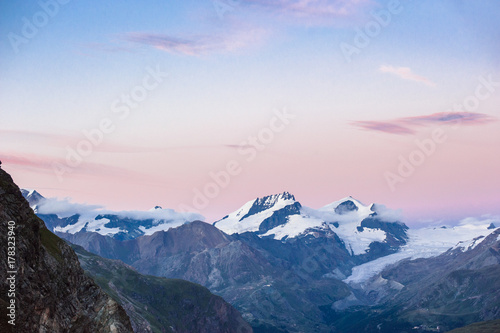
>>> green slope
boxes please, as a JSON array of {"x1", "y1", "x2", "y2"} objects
[
  {"x1": 71, "y1": 244, "x2": 252, "y2": 333},
  {"x1": 446, "y1": 319, "x2": 500, "y2": 333}
]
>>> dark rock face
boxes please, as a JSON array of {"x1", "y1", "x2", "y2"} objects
[
  {"x1": 131, "y1": 222, "x2": 274, "y2": 291},
  {"x1": 93, "y1": 214, "x2": 156, "y2": 240},
  {"x1": 37, "y1": 213, "x2": 81, "y2": 231},
  {"x1": 0, "y1": 168, "x2": 133, "y2": 333},
  {"x1": 239, "y1": 192, "x2": 296, "y2": 221},
  {"x1": 360, "y1": 216, "x2": 408, "y2": 246},
  {"x1": 72, "y1": 245, "x2": 253, "y2": 333},
  {"x1": 258, "y1": 201, "x2": 302, "y2": 234},
  {"x1": 334, "y1": 200, "x2": 358, "y2": 215}
]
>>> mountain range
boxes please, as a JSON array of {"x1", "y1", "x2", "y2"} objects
[
  {"x1": 21, "y1": 188, "x2": 500, "y2": 332},
  {"x1": 1, "y1": 168, "x2": 251, "y2": 333}
]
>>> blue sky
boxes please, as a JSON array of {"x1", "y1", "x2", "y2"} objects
[{"x1": 1, "y1": 0, "x2": 499, "y2": 223}]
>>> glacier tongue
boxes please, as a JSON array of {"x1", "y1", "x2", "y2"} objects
[{"x1": 344, "y1": 221, "x2": 499, "y2": 284}]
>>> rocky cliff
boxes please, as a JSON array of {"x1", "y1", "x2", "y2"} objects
[{"x1": 0, "y1": 167, "x2": 133, "y2": 332}]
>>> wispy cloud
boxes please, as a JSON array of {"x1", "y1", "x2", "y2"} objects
[
  {"x1": 0, "y1": 153, "x2": 146, "y2": 180},
  {"x1": 122, "y1": 28, "x2": 267, "y2": 55},
  {"x1": 351, "y1": 121, "x2": 415, "y2": 135},
  {"x1": 36, "y1": 197, "x2": 103, "y2": 218},
  {"x1": 1, "y1": 154, "x2": 56, "y2": 174},
  {"x1": 401, "y1": 112, "x2": 496, "y2": 125},
  {"x1": 379, "y1": 65, "x2": 436, "y2": 87},
  {"x1": 458, "y1": 215, "x2": 500, "y2": 227},
  {"x1": 0, "y1": 129, "x2": 74, "y2": 145},
  {"x1": 352, "y1": 112, "x2": 497, "y2": 135},
  {"x1": 36, "y1": 195, "x2": 203, "y2": 222},
  {"x1": 100, "y1": 1, "x2": 369, "y2": 57},
  {"x1": 0, "y1": 129, "x2": 194, "y2": 154},
  {"x1": 241, "y1": 0, "x2": 371, "y2": 19}
]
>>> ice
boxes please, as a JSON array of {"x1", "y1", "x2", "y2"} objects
[
  {"x1": 215, "y1": 194, "x2": 296, "y2": 234},
  {"x1": 138, "y1": 220, "x2": 186, "y2": 236},
  {"x1": 344, "y1": 222, "x2": 498, "y2": 284},
  {"x1": 262, "y1": 215, "x2": 324, "y2": 239},
  {"x1": 216, "y1": 194, "x2": 392, "y2": 255}
]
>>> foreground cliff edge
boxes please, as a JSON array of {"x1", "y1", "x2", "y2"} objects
[{"x1": 0, "y1": 166, "x2": 133, "y2": 332}]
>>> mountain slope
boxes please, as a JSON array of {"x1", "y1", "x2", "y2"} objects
[
  {"x1": 72, "y1": 244, "x2": 253, "y2": 333},
  {"x1": 446, "y1": 319, "x2": 500, "y2": 333},
  {"x1": 60, "y1": 221, "x2": 352, "y2": 332},
  {"x1": 0, "y1": 167, "x2": 133, "y2": 332}
]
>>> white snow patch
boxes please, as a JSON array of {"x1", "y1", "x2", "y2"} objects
[
  {"x1": 42, "y1": 197, "x2": 202, "y2": 237},
  {"x1": 452, "y1": 236, "x2": 487, "y2": 252},
  {"x1": 138, "y1": 220, "x2": 187, "y2": 236},
  {"x1": 304, "y1": 202, "x2": 387, "y2": 255},
  {"x1": 215, "y1": 196, "x2": 296, "y2": 234},
  {"x1": 262, "y1": 215, "x2": 324, "y2": 240},
  {"x1": 54, "y1": 217, "x2": 122, "y2": 236},
  {"x1": 344, "y1": 221, "x2": 498, "y2": 284},
  {"x1": 337, "y1": 226, "x2": 386, "y2": 256}
]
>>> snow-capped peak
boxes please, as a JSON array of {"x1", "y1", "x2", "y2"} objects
[
  {"x1": 20, "y1": 188, "x2": 45, "y2": 209},
  {"x1": 214, "y1": 193, "x2": 407, "y2": 256},
  {"x1": 249, "y1": 192, "x2": 296, "y2": 213},
  {"x1": 214, "y1": 192, "x2": 298, "y2": 234},
  {"x1": 320, "y1": 196, "x2": 373, "y2": 215}
]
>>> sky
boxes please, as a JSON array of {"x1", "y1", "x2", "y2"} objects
[{"x1": 1, "y1": 0, "x2": 499, "y2": 225}]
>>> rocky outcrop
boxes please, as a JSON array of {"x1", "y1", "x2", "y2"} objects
[
  {"x1": 240, "y1": 192, "x2": 297, "y2": 221},
  {"x1": 258, "y1": 201, "x2": 302, "y2": 234},
  {"x1": 0, "y1": 167, "x2": 133, "y2": 332},
  {"x1": 334, "y1": 200, "x2": 358, "y2": 215}
]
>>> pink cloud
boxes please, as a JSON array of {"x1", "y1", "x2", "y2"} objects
[
  {"x1": 402, "y1": 112, "x2": 496, "y2": 126},
  {"x1": 241, "y1": 0, "x2": 372, "y2": 18},
  {"x1": 1, "y1": 155, "x2": 51, "y2": 171},
  {"x1": 0, "y1": 129, "x2": 74, "y2": 145},
  {"x1": 352, "y1": 112, "x2": 497, "y2": 135},
  {"x1": 123, "y1": 28, "x2": 267, "y2": 55},
  {"x1": 0, "y1": 153, "x2": 144, "y2": 181},
  {"x1": 379, "y1": 65, "x2": 436, "y2": 87},
  {"x1": 351, "y1": 121, "x2": 414, "y2": 135}
]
